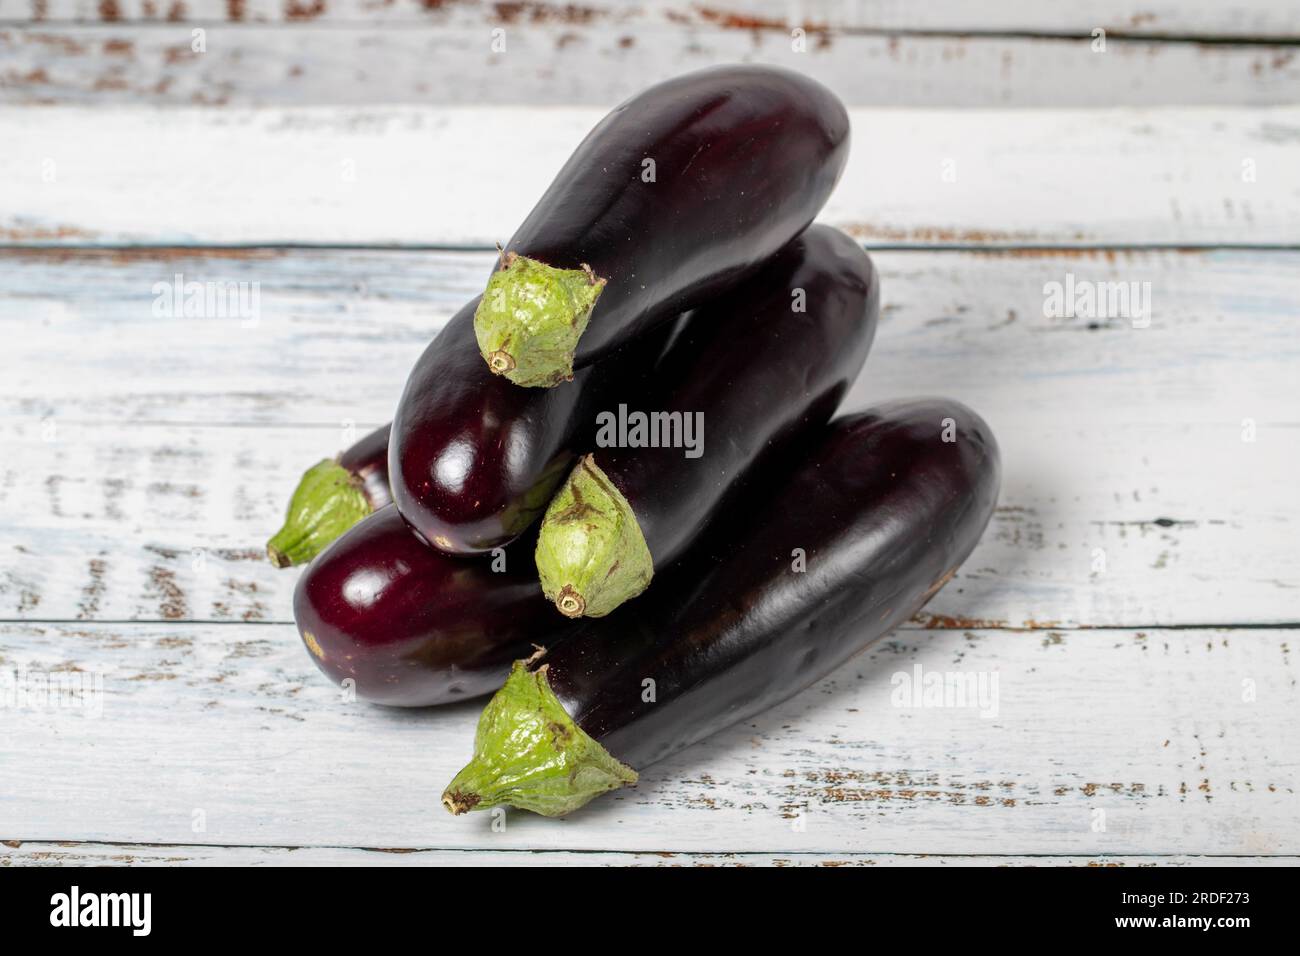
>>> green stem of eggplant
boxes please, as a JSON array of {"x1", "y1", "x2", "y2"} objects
[
  {"x1": 442, "y1": 660, "x2": 637, "y2": 818},
  {"x1": 473, "y1": 253, "x2": 607, "y2": 388},
  {"x1": 534, "y1": 455, "x2": 654, "y2": 618},
  {"x1": 266, "y1": 459, "x2": 373, "y2": 567}
]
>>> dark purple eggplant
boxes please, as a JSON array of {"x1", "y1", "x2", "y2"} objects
[
  {"x1": 294, "y1": 504, "x2": 573, "y2": 706},
  {"x1": 535, "y1": 224, "x2": 878, "y2": 618},
  {"x1": 267, "y1": 423, "x2": 393, "y2": 567},
  {"x1": 390, "y1": 298, "x2": 674, "y2": 556},
  {"x1": 443, "y1": 400, "x2": 1001, "y2": 817},
  {"x1": 474, "y1": 65, "x2": 850, "y2": 387}
]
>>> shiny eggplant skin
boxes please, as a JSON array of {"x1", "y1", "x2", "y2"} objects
[
  {"x1": 339, "y1": 423, "x2": 393, "y2": 512},
  {"x1": 294, "y1": 505, "x2": 567, "y2": 706},
  {"x1": 605, "y1": 224, "x2": 878, "y2": 567},
  {"x1": 501, "y1": 65, "x2": 850, "y2": 368},
  {"x1": 540, "y1": 400, "x2": 1001, "y2": 770},
  {"x1": 390, "y1": 297, "x2": 671, "y2": 555}
]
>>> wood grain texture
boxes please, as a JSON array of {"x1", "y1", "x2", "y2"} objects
[
  {"x1": 4, "y1": 842, "x2": 1296, "y2": 867},
  {"x1": 3, "y1": 107, "x2": 1299, "y2": 247},
  {"x1": 1, "y1": 621, "x2": 1294, "y2": 853},
  {"x1": 4, "y1": 0, "x2": 1298, "y2": 36},
  {"x1": 3, "y1": 24, "x2": 1300, "y2": 108},
  {"x1": 3, "y1": 247, "x2": 1297, "y2": 627}
]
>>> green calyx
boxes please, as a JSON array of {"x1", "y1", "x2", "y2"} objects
[
  {"x1": 266, "y1": 459, "x2": 372, "y2": 567},
  {"x1": 473, "y1": 252, "x2": 607, "y2": 388},
  {"x1": 442, "y1": 660, "x2": 637, "y2": 818},
  {"x1": 535, "y1": 455, "x2": 654, "y2": 618}
]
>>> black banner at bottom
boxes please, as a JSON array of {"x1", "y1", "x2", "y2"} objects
[{"x1": 0, "y1": 859, "x2": 1287, "y2": 941}]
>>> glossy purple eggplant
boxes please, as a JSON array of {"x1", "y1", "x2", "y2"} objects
[
  {"x1": 535, "y1": 224, "x2": 879, "y2": 618},
  {"x1": 474, "y1": 65, "x2": 851, "y2": 387},
  {"x1": 390, "y1": 297, "x2": 674, "y2": 556},
  {"x1": 294, "y1": 504, "x2": 575, "y2": 707},
  {"x1": 267, "y1": 423, "x2": 393, "y2": 567},
  {"x1": 444, "y1": 400, "x2": 1001, "y2": 816}
]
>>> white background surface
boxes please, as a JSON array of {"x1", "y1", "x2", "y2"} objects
[{"x1": 1, "y1": 1, "x2": 1297, "y2": 866}]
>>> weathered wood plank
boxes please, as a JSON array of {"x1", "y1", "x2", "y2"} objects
[
  {"x1": 5, "y1": 0, "x2": 1299, "y2": 37},
  {"x1": 3, "y1": 842, "x2": 1295, "y2": 867},
  {"x1": 12, "y1": 247, "x2": 1298, "y2": 425},
  {"x1": 3, "y1": 107, "x2": 1298, "y2": 247},
  {"x1": 3, "y1": 25, "x2": 1299, "y2": 108},
  {"x1": 0, "y1": 622, "x2": 1294, "y2": 854},
  {"x1": 4, "y1": 416, "x2": 1297, "y2": 629},
  {"x1": 3, "y1": 247, "x2": 1297, "y2": 627}
]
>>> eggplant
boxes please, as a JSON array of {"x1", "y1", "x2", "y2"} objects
[
  {"x1": 294, "y1": 504, "x2": 569, "y2": 706},
  {"x1": 474, "y1": 65, "x2": 850, "y2": 387},
  {"x1": 390, "y1": 297, "x2": 674, "y2": 555},
  {"x1": 267, "y1": 424, "x2": 393, "y2": 567},
  {"x1": 535, "y1": 225, "x2": 878, "y2": 618},
  {"x1": 443, "y1": 400, "x2": 1001, "y2": 817}
]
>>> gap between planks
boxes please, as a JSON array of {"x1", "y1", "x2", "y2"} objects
[
  {"x1": 5, "y1": 0, "x2": 1300, "y2": 40},
  {"x1": 2, "y1": 22, "x2": 1298, "y2": 45},
  {"x1": 3, "y1": 841, "x2": 1297, "y2": 868}
]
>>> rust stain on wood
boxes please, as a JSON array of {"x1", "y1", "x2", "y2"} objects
[
  {"x1": 911, "y1": 612, "x2": 1007, "y2": 630},
  {"x1": 15, "y1": 584, "x2": 42, "y2": 614},
  {"x1": 77, "y1": 557, "x2": 108, "y2": 620},
  {"x1": 210, "y1": 547, "x2": 266, "y2": 562},
  {"x1": 0, "y1": 221, "x2": 98, "y2": 242},
  {"x1": 16, "y1": 33, "x2": 88, "y2": 54},
  {"x1": 795, "y1": 770, "x2": 1155, "y2": 809},
  {"x1": 976, "y1": 247, "x2": 1134, "y2": 262},
  {"x1": 694, "y1": 6, "x2": 832, "y2": 46},
  {"x1": 226, "y1": 639, "x2": 274, "y2": 659},
  {"x1": 285, "y1": 0, "x2": 327, "y2": 19},
  {"x1": 492, "y1": 2, "x2": 601, "y2": 25},
  {"x1": 93, "y1": 76, "x2": 130, "y2": 92},
  {"x1": 164, "y1": 44, "x2": 198, "y2": 65},
  {"x1": 146, "y1": 565, "x2": 189, "y2": 620},
  {"x1": 843, "y1": 223, "x2": 1053, "y2": 244}
]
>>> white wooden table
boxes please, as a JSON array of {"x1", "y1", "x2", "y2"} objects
[{"x1": 2, "y1": 2, "x2": 1298, "y2": 867}]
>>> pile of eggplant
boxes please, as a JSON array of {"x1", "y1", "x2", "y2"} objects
[{"x1": 269, "y1": 66, "x2": 1001, "y2": 818}]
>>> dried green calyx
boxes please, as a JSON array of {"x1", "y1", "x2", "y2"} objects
[
  {"x1": 473, "y1": 252, "x2": 607, "y2": 388},
  {"x1": 442, "y1": 660, "x2": 637, "y2": 818},
  {"x1": 266, "y1": 459, "x2": 371, "y2": 567},
  {"x1": 534, "y1": 455, "x2": 654, "y2": 618}
]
